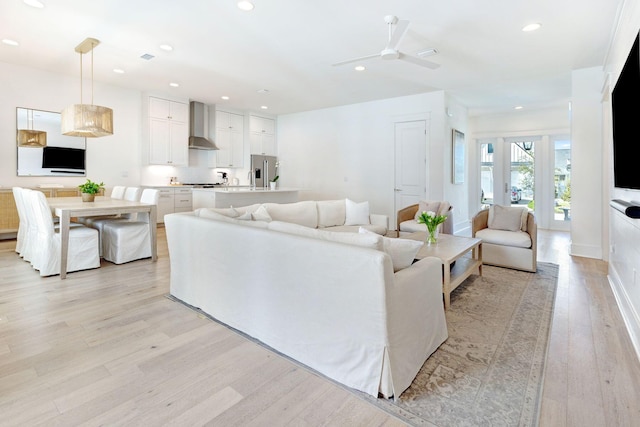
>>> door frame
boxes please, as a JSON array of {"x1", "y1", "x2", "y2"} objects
[{"x1": 392, "y1": 113, "x2": 431, "y2": 230}]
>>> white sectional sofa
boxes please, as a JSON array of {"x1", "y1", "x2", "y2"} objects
[
  {"x1": 196, "y1": 199, "x2": 390, "y2": 235},
  {"x1": 164, "y1": 202, "x2": 448, "y2": 400}
]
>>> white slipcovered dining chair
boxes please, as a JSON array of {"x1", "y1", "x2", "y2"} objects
[
  {"x1": 12, "y1": 187, "x2": 28, "y2": 258},
  {"x1": 85, "y1": 186, "x2": 142, "y2": 256},
  {"x1": 27, "y1": 190, "x2": 100, "y2": 276},
  {"x1": 77, "y1": 185, "x2": 128, "y2": 227},
  {"x1": 101, "y1": 188, "x2": 159, "y2": 264}
]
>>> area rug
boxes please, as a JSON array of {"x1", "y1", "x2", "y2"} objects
[{"x1": 363, "y1": 262, "x2": 559, "y2": 427}]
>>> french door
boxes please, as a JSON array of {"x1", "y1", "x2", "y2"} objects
[{"x1": 478, "y1": 134, "x2": 571, "y2": 230}]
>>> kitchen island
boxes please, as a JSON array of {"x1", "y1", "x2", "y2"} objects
[{"x1": 192, "y1": 187, "x2": 299, "y2": 209}]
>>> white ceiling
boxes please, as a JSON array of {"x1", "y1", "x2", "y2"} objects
[{"x1": 0, "y1": 0, "x2": 623, "y2": 117}]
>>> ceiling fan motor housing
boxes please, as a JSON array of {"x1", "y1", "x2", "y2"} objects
[{"x1": 381, "y1": 48, "x2": 400, "y2": 60}]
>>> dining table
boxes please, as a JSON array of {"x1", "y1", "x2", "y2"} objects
[{"x1": 48, "y1": 196, "x2": 157, "y2": 279}]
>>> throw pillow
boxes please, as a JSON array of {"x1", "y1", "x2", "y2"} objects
[
  {"x1": 344, "y1": 199, "x2": 370, "y2": 226},
  {"x1": 414, "y1": 201, "x2": 442, "y2": 221},
  {"x1": 317, "y1": 200, "x2": 346, "y2": 228},
  {"x1": 359, "y1": 227, "x2": 422, "y2": 272},
  {"x1": 263, "y1": 201, "x2": 318, "y2": 228},
  {"x1": 488, "y1": 205, "x2": 527, "y2": 232},
  {"x1": 251, "y1": 205, "x2": 272, "y2": 222}
]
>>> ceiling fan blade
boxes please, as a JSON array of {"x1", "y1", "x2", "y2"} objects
[
  {"x1": 332, "y1": 53, "x2": 380, "y2": 67},
  {"x1": 386, "y1": 19, "x2": 409, "y2": 50},
  {"x1": 398, "y1": 53, "x2": 440, "y2": 69}
]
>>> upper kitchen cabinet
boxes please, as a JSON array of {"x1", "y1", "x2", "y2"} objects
[
  {"x1": 212, "y1": 110, "x2": 244, "y2": 168},
  {"x1": 148, "y1": 97, "x2": 189, "y2": 166},
  {"x1": 249, "y1": 115, "x2": 276, "y2": 156}
]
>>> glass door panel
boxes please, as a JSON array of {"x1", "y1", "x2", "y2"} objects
[
  {"x1": 552, "y1": 139, "x2": 571, "y2": 228},
  {"x1": 480, "y1": 142, "x2": 494, "y2": 208},
  {"x1": 510, "y1": 141, "x2": 535, "y2": 209}
]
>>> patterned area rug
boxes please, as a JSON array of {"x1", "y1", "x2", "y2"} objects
[{"x1": 364, "y1": 262, "x2": 559, "y2": 427}]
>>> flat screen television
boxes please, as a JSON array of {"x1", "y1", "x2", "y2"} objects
[
  {"x1": 611, "y1": 32, "x2": 640, "y2": 190},
  {"x1": 41, "y1": 146, "x2": 86, "y2": 171}
]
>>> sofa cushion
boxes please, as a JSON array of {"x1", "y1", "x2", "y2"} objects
[
  {"x1": 475, "y1": 228, "x2": 532, "y2": 248},
  {"x1": 488, "y1": 205, "x2": 528, "y2": 232},
  {"x1": 317, "y1": 200, "x2": 346, "y2": 228},
  {"x1": 359, "y1": 227, "x2": 423, "y2": 272},
  {"x1": 329, "y1": 224, "x2": 387, "y2": 235},
  {"x1": 263, "y1": 201, "x2": 318, "y2": 228},
  {"x1": 268, "y1": 221, "x2": 383, "y2": 251},
  {"x1": 195, "y1": 208, "x2": 269, "y2": 228},
  {"x1": 414, "y1": 201, "x2": 441, "y2": 221},
  {"x1": 345, "y1": 199, "x2": 371, "y2": 225},
  {"x1": 399, "y1": 220, "x2": 427, "y2": 233}
]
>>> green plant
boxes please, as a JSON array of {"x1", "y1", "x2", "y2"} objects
[
  {"x1": 78, "y1": 179, "x2": 104, "y2": 194},
  {"x1": 271, "y1": 175, "x2": 279, "y2": 182}
]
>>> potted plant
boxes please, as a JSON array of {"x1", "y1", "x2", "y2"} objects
[
  {"x1": 270, "y1": 175, "x2": 279, "y2": 190},
  {"x1": 78, "y1": 179, "x2": 104, "y2": 202}
]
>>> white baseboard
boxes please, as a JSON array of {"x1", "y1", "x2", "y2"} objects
[
  {"x1": 570, "y1": 242, "x2": 602, "y2": 259},
  {"x1": 608, "y1": 267, "x2": 640, "y2": 364}
]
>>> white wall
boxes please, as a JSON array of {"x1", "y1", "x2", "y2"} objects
[
  {"x1": 570, "y1": 67, "x2": 605, "y2": 259},
  {"x1": 277, "y1": 91, "x2": 468, "y2": 230},
  {"x1": 0, "y1": 61, "x2": 143, "y2": 192},
  {"x1": 604, "y1": 0, "x2": 640, "y2": 361}
]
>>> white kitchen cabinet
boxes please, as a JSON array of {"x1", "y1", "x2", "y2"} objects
[
  {"x1": 148, "y1": 97, "x2": 189, "y2": 166},
  {"x1": 249, "y1": 115, "x2": 276, "y2": 155},
  {"x1": 213, "y1": 110, "x2": 244, "y2": 168},
  {"x1": 153, "y1": 187, "x2": 193, "y2": 223}
]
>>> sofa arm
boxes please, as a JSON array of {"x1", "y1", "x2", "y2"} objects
[
  {"x1": 370, "y1": 213, "x2": 389, "y2": 231},
  {"x1": 396, "y1": 204, "x2": 418, "y2": 232},
  {"x1": 472, "y1": 209, "x2": 489, "y2": 237}
]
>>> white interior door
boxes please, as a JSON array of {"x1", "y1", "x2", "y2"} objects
[{"x1": 394, "y1": 120, "x2": 426, "y2": 227}]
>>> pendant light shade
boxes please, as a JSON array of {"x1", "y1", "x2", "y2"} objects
[
  {"x1": 61, "y1": 37, "x2": 113, "y2": 138},
  {"x1": 61, "y1": 104, "x2": 113, "y2": 137}
]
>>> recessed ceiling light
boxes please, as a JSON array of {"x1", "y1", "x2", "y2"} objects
[
  {"x1": 221, "y1": 96, "x2": 230, "y2": 100},
  {"x1": 514, "y1": 105, "x2": 524, "y2": 110},
  {"x1": 260, "y1": 105, "x2": 268, "y2": 110},
  {"x1": 2, "y1": 39, "x2": 19, "y2": 46},
  {"x1": 354, "y1": 65, "x2": 366, "y2": 71},
  {"x1": 257, "y1": 89, "x2": 269, "y2": 94},
  {"x1": 522, "y1": 23, "x2": 541, "y2": 32},
  {"x1": 169, "y1": 82, "x2": 179, "y2": 87},
  {"x1": 237, "y1": 1, "x2": 254, "y2": 11},
  {"x1": 23, "y1": 0, "x2": 44, "y2": 8},
  {"x1": 113, "y1": 68, "x2": 125, "y2": 74},
  {"x1": 159, "y1": 44, "x2": 173, "y2": 52}
]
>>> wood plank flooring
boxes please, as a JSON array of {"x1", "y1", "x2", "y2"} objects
[{"x1": 1, "y1": 229, "x2": 639, "y2": 426}]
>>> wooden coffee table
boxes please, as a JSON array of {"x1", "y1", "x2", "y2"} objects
[{"x1": 402, "y1": 232, "x2": 482, "y2": 309}]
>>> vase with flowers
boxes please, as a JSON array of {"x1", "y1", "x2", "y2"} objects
[{"x1": 416, "y1": 210, "x2": 447, "y2": 244}]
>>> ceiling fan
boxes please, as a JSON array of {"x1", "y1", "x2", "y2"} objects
[{"x1": 332, "y1": 15, "x2": 440, "y2": 70}]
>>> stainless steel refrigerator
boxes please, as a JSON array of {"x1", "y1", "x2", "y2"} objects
[{"x1": 250, "y1": 154, "x2": 277, "y2": 189}]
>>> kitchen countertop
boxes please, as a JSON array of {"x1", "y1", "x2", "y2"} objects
[{"x1": 191, "y1": 187, "x2": 298, "y2": 193}]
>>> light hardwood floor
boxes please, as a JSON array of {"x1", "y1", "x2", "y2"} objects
[{"x1": 0, "y1": 229, "x2": 638, "y2": 426}]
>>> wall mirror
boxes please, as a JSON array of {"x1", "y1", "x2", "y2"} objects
[{"x1": 16, "y1": 107, "x2": 86, "y2": 176}]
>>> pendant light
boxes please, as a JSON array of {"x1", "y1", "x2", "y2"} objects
[
  {"x1": 61, "y1": 37, "x2": 113, "y2": 137},
  {"x1": 17, "y1": 109, "x2": 47, "y2": 147}
]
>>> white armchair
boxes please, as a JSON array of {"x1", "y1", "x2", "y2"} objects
[{"x1": 472, "y1": 206, "x2": 537, "y2": 272}]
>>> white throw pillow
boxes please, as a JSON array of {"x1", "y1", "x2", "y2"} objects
[
  {"x1": 236, "y1": 211, "x2": 252, "y2": 221},
  {"x1": 251, "y1": 205, "x2": 272, "y2": 222},
  {"x1": 317, "y1": 200, "x2": 346, "y2": 227},
  {"x1": 414, "y1": 201, "x2": 441, "y2": 221},
  {"x1": 195, "y1": 208, "x2": 268, "y2": 228},
  {"x1": 263, "y1": 201, "x2": 318, "y2": 228},
  {"x1": 359, "y1": 227, "x2": 422, "y2": 272},
  {"x1": 344, "y1": 199, "x2": 370, "y2": 226},
  {"x1": 488, "y1": 205, "x2": 528, "y2": 232}
]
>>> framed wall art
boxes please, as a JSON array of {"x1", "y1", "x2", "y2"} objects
[{"x1": 452, "y1": 129, "x2": 465, "y2": 184}]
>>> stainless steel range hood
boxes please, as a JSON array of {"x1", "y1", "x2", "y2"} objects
[{"x1": 188, "y1": 101, "x2": 218, "y2": 150}]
